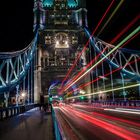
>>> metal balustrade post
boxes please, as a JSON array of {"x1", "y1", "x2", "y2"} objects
[
  {"x1": 31, "y1": 58, "x2": 33, "y2": 104},
  {"x1": 121, "y1": 73, "x2": 126, "y2": 101},
  {"x1": 28, "y1": 69, "x2": 30, "y2": 104},
  {"x1": 6, "y1": 59, "x2": 10, "y2": 84},
  {"x1": 94, "y1": 50, "x2": 99, "y2": 95},
  {"x1": 134, "y1": 56, "x2": 140, "y2": 97},
  {"x1": 16, "y1": 85, "x2": 19, "y2": 106},
  {"x1": 4, "y1": 92, "x2": 9, "y2": 108},
  {"x1": 23, "y1": 77, "x2": 26, "y2": 93},
  {"x1": 119, "y1": 52, "x2": 126, "y2": 102},
  {"x1": 89, "y1": 43, "x2": 93, "y2": 93},
  {"x1": 109, "y1": 65, "x2": 115, "y2": 102},
  {"x1": 102, "y1": 62, "x2": 106, "y2": 91}
]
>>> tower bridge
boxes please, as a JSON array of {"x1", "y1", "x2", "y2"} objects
[
  {"x1": 34, "y1": 0, "x2": 90, "y2": 102},
  {"x1": 0, "y1": 0, "x2": 140, "y2": 140}
]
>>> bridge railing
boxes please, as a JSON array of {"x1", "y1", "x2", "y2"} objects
[
  {"x1": 52, "y1": 107, "x2": 63, "y2": 140},
  {"x1": 74, "y1": 101, "x2": 140, "y2": 109},
  {"x1": 93, "y1": 101, "x2": 140, "y2": 108},
  {"x1": 0, "y1": 104, "x2": 37, "y2": 120},
  {"x1": 84, "y1": 28, "x2": 140, "y2": 82},
  {"x1": 0, "y1": 32, "x2": 38, "y2": 93}
]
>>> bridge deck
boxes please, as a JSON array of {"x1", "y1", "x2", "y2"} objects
[{"x1": 0, "y1": 108, "x2": 55, "y2": 140}]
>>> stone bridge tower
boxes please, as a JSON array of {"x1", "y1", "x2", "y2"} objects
[{"x1": 33, "y1": 0, "x2": 91, "y2": 103}]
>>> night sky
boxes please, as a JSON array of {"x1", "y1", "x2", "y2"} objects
[{"x1": 0, "y1": 0, "x2": 139, "y2": 52}]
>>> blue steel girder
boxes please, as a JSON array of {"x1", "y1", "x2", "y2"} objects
[
  {"x1": 0, "y1": 32, "x2": 38, "y2": 93},
  {"x1": 84, "y1": 28, "x2": 140, "y2": 82}
]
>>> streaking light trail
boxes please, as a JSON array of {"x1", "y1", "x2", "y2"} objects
[
  {"x1": 97, "y1": 0, "x2": 125, "y2": 36},
  {"x1": 60, "y1": 46, "x2": 108, "y2": 94},
  {"x1": 64, "y1": 26, "x2": 140, "y2": 92},
  {"x1": 104, "y1": 108, "x2": 140, "y2": 115},
  {"x1": 60, "y1": 0, "x2": 115, "y2": 88},
  {"x1": 93, "y1": 112, "x2": 140, "y2": 127},
  {"x1": 92, "y1": 0, "x2": 115, "y2": 35},
  {"x1": 65, "y1": 58, "x2": 140, "y2": 97},
  {"x1": 110, "y1": 15, "x2": 140, "y2": 44},
  {"x1": 67, "y1": 83, "x2": 140, "y2": 100},
  {"x1": 61, "y1": 107, "x2": 140, "y2": 140},
  {"x1": 63, "y1": 31, "x2": 139, "y2": 94}
]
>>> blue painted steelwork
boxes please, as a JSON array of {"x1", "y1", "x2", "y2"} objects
[
  {"x1": 49, "y1": 80, "x2": 78, "y2": 96},
  {"x1": 68, "y1": 0, "x2": 78, "y2": 7},
  {"x1": 48, "y1": 81, "x2": 59, "y2": 95},
  {"x1": 0, "y1": 32, "x2": 38, "y2": 93},
  {"x1": 120, "y1": 48, "x2": 140, "y2": 54},
  {"x1": 52, "y1": 107, "x2": 62, "y2": 140},
  {"x1": 84, "y1": 28, "x2": 140, "y2": 82},
  {"x1": 43, "y1": 0, "x2": 53, "y2": 7},
  {"x1": 43, "y1": 0, "x2": 78, "y2": 8}
]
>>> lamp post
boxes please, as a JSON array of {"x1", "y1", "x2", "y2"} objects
[{"x1": 21, "y1": 91, "x2": 27, "y2": 105}]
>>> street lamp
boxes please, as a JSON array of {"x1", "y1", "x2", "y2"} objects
[
  {"x1": 21, "y1": 92, "x2": 26, "y2": 97},
  {"x1": 20, "y1": 91, "x2": 27, "y2": 105}
]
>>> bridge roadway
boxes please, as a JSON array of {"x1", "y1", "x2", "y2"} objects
[
  {"x1": 54, "y1": 104, "x2": 140, "y2": 140},
  {"x1": 1, "y1": 105, "x2": 140, "y2": 140},
  {"x1": 0, "y1": 108, "x2": 55, "y2": 140}
]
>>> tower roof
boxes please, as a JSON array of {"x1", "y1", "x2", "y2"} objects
[{"x1": 42, "y1": 0, "x2": 86, "y2": 8}]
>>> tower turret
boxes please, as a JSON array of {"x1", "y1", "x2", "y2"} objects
[
  {"x1": 34, "y1": 0, "x2": 90, "y2": 103},
  {"x1": 33, "y1": 0, "x2": 45, "y2": 31},
  {"x1": 34, "y1": 0, "x2": 88, "y2": 29}
]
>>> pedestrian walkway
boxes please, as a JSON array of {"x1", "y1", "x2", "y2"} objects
[{"x1": 0, "y1": 108, "x2": 55, "y2": 140}]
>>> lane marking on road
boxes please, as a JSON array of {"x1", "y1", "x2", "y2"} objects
[
  {"x1": 116, "y1": 108, "x2": 140, "y2": 112},
  {"x1": 104, "y1": 108, "x2": 140, "y2": 115}
]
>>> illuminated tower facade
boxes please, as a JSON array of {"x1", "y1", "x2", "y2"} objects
[{"x1": 34, "y1": 0, "x2": 90, "y2": 102}]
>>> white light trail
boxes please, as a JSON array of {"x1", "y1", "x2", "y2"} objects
[
  {"x1": 67, "y1": 83, "x2": 140, "y2": 100},
  {"x1": 64, "y1": 27, "x2": 140, "y2": 91}
]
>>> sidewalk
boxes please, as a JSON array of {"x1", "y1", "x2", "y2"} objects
[{"x1": 0, "y1": 108, "x2": 55, "y2": 140}]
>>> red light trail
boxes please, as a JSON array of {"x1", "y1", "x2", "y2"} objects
[
  {"x1": 61, "y1": 106, "x2": 140, "y2": 140},
  {"x1": 63, "y1": 30, "x2": 140, "y2": 95},
  {"x1": 93, "y1": 112, "x2": 140, "y2": 128},
  {"x1": 92, "y1": 0, "x2": 115, "y2": 35},
  {"x1": 66, "y1": 57, "x2": 140, "y2": 96},
  {"x1": 110, "y1": 15, "x2": 140, "y2": 44},
  {"x1": 60, "y1": 0, "x2": 115, "y2": 88},
  {"x1": 60, "y1": 46, "x2": 108, "y2": 94}
]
